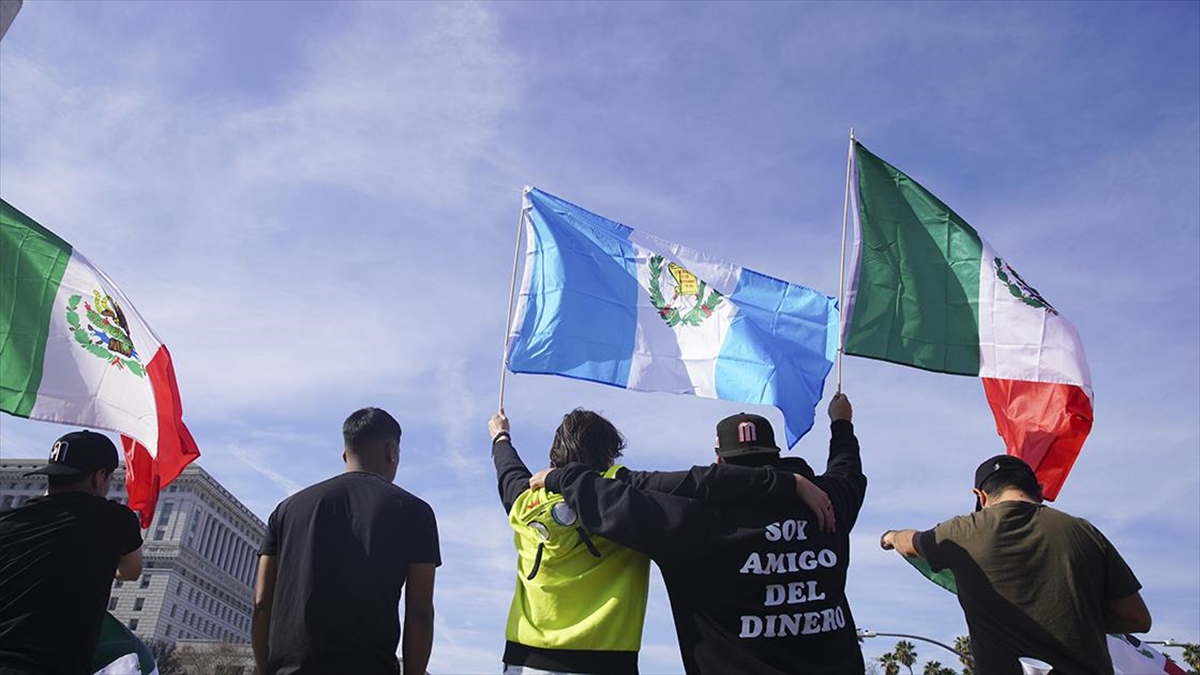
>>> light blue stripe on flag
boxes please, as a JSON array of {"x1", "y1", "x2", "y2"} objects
[
  {"x1": 718, "y1": 269, "x2": 840, "y2": 446},
  {"x1": 507, "y1": 188, "x2": 639, "y2": 387},
  {"x1": 507, "y1": 187, "x2": 838, "y2": 447}
]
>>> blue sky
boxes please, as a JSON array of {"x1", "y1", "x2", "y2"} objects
[{"x1": 2, "y1": 2, "x2": 1197, "y2": 672}]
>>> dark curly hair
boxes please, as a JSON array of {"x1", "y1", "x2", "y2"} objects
[{"x1": 549, "y1": 409, "x2": 625, "y2": 472}]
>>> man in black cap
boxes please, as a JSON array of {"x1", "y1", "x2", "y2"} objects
[
  {"x1": 880, "y1": 454, "x2": 1152, "y2": 674},
  {"x1": 531, "y1": 393, "x2": 866, "y2": 674},
  {"x1": 0, "y1": 430, "x2": 144, "y2": 675}
]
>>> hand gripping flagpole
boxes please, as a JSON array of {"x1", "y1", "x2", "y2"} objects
[
  {"x1": 498, "y1": 188, "x2": 531, "y2": 412},
  {"x1": 836, "y1": 128, "x2": 855, "y2": 393}
]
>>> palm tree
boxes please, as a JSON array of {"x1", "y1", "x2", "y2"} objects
[
  {"x1": 879, "y1": 652, "x2": 901, "y2": 675},
  {"x1": 954, "y1": 635, "x2": 974, "y2": 675},
  {"x1": 923, "y1": 661, "x2": 957, "y2": 675},
  {"x1": 894, "y1": 640, "x2": 918, "y2": 674},
  {"x1": 1181, "y1": 643, "x2": 1199, "y2": 673}
]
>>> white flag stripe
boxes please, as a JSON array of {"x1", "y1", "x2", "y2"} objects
[
  {"x1": 976, "y1": 240, "x2": 1093, "y2": 397},
  {"x1": 27, "y1": 251, "x2": 162, "y2": 451},
  {"x1": 626, "y1": 239, "x2": 739, "y2": 397}
]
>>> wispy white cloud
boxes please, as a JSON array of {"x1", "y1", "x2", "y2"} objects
[{"x1": 2, "y1": 3, "x2": 1197, "y2": 672}]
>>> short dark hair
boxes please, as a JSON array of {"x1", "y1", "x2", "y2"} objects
[
  {"x1": 343, "y1": 408, "x2": 401, "y2": 450},
  {"x1": 549, "y1": 409, "x2": 624, "y2": 472},
  {"x1": 980, "y1": 469, "x2": 1044, "y2": 502}
]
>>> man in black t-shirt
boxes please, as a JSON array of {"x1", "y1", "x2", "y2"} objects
[
  {"x1": 253, "y1": 407, "x2": 441, "y2": 675},
  {"x1": 0, "y1": 430, "x2": 144, "y2": 675},
  {"x1": 537, "y1": 394, "x2": 867, "y2": 675},
  {"x1": 881, "y1": 454, "x2": 1151, "y2": 674}
]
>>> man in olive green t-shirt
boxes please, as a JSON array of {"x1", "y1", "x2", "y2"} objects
[{"x1": 879, "y1": 455, "x2": 1151, "y2": 675}]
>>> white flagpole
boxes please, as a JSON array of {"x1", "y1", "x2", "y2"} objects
[
  {"x1": 836, "y1": 128, "x2": 855, "y2": 393},
  {"x1": 498, "y1": 188, "x2": 530, "y2": 412}
]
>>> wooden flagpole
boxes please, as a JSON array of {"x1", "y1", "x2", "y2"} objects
[
  {"x1": 498, "y1": 188, "x2": 530, "y2": 412},
  {"x1": 836, "y1": 128, "x2": 856, "y2": 393}
]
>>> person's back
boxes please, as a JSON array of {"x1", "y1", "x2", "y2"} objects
[
  {"x1": 919, "y1": 502, "x2": 1138, "y2": 673},
  {"x1": 254, "y1": 407, "x2": 440, "y2": 675},
  {"x1": 0, "y1": 431, "x2": 143, "y2": 675},
  {"x1": 542, "y1": 394, "x2": 867, "y2": 675},
  {"x1": 262, "y1": 473, "x2": 438, "y2": 673},
  {"x1": 653, "y1": 453, "x2": 863, "y2": 674},
  {"x1": 654, "y1": 405, "x2": 865, "y2": 674},
  {"x1": 492, "y1": 409, "x2": 650, "y2": 674},
  {"x1": 881, "y1": 454, "x2": 1149, "y2": 675}
]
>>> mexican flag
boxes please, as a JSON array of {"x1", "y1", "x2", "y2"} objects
[
  {"x1": 93, "y1": 612, "x2": 157, "y2": 675},
  {"x1": 843, "y1": 142, "x2": 1092, "y2": 499},
  {"x1": 0, "y1": 199, "x2": 199, "y2": 525}
]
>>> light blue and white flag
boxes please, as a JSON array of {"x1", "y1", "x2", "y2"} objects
[{"x1": 506, "y1": 187, "x2": 839, "y2": 446}]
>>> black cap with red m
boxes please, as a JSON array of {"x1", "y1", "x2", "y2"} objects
[{"x1": 715, "y1": 413, "x2": 781, "y2": 458}]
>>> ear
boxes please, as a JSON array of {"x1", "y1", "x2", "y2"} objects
[
  {"x1": 90, "y1": 469, "x2": 109, "y2": 495},
  {"x1": 973, "y1": 488, "x2": 987, "y2": 508},
  {"x1": 715, "y1": 454, "x2": 724, "y2": 464},
  {"x1": 342, "y1": 449, "x2": 348, "y2": 464}
]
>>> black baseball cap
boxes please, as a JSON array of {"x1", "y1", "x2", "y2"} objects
[
  {"x1": 973, "y1": 454, "x2": 1036, "y2": 511},
  {"x1": 716, "y1": 413, "x2": 781, "y2": 458},
  {"x1": 24, "y1": 430, "x2": 120, "y2": 477}
]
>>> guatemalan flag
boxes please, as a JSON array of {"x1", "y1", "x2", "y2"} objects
[{"x1": 506, "y1": 188, "x2": 839, "y2": 447}]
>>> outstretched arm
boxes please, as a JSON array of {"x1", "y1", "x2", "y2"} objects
[
  {"x1": 880, "y1": 529, "x2": 924, "y2": 559},
  {"x1": 490, "y1": 410, "x2": 532, "y2": 512}
]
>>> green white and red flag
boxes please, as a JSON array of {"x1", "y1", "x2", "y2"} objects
[
  {"x1": 843, "y1": 142, "x2": 1092, "y2": 499},
  {"x1": 1, "y1": 199, "x2": 199, "y2": 525}
]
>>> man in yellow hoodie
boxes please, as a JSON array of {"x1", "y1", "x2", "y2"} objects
[{"x1": 490, "y1": 408, "x2": 827, "y2": 675}]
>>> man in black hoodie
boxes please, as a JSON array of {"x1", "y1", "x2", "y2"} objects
[{"x1": 533, "y1": 393, "x2": 866, "y2": 675}]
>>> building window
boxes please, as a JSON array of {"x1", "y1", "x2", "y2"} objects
[
  {"x1": 171, "y1": 605, "x2": 177, "y2": 618},
  {"x1": 139, "y1": 576, "x2": 151, "y2": 589},
  {"x1": 165, "y1": 625, "x2": 172, "y2": 637},
  {"x1": 1, "y1": 496, "x2": 13, "y2": 509},
  {"x1": 133, "y1": 598, "x2": 144, "y2": 611},
  {"x1": 153, "y1": 529, "x2": 165, "y2": 541},
  {"x1": 114, "y1": 581, "x2": 123, "y2": 588},
  {"x1": 108, "y1": 597, "x2": 118, "y2": 611},
  {"x1": 128, "y1": 619, "x2": 138, "y2": 631}
]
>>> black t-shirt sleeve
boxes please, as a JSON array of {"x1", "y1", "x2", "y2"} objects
[
  {"x1": 260, "y1": 508, "x2": 280, "y2": 556},
  {"x1": 111, "y1": 502, "x2": 143, "y2": 555},
  {"x1": 919, "y1": 515, "x2": 974, "y2": 572},
  {"x1": 916, "y1": 527, "x2": 943, "y2": 569},
  {"x1": 409, "y1": 501, "x2": 442, "y2": 567}
]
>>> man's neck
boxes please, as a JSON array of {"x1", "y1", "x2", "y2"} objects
[
  {"x1": 45, "y1": 486, "x2": 94, "y2": 497},
  {"x1": 343, "y1": 463, "x2": 386, "y2": 479},
  {"x1": 988, "y1": 489, "x2": 1040, "y2": 507}
]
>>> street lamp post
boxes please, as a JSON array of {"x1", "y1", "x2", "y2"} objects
[{"x1": 857, "y1": 629, "x2": 969, "y2": 663}]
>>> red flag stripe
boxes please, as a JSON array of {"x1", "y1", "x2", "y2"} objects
[
  {"x1": 981, "y1": 378, "x2": 1093, "y2": 501},
  {"x1": 121, "y1": 345, "x2": 200, "y2": 528}
]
